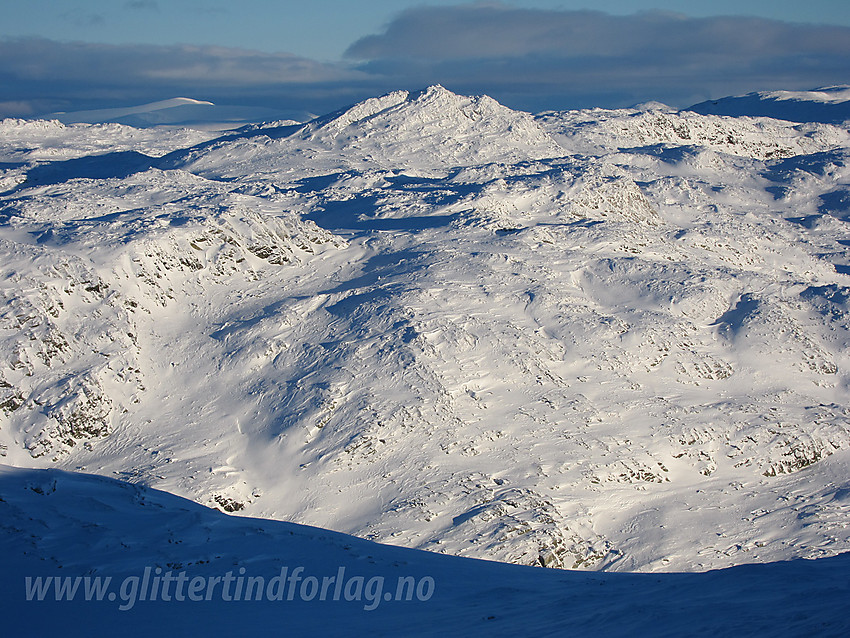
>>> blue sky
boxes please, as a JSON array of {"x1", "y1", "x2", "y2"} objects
[{"x1": 2, "y1": 1, "x2": 849, "y2": 118}]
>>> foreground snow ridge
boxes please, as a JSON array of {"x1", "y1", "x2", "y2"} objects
[
  {"x1": 3, "y1": 466, "x2": 849, "y2": 636},
  {"x1": 1, "y1": 86, "x2": 850, "y2": 582}
]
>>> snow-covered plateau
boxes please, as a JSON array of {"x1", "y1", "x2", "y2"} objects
[{"x1": 2, "y1": 85, "x2": 850, "y2": 634}]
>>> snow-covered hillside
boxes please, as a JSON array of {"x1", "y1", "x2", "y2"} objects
[
  {"x1": 3, "y1": 465, "x2": 848, "y2": 637},
  {"x1": 2, "y1": 86, "x2": 850, "y2": 584},
  {"x1": 688, "y1": 85, "x2": 850, "y2": 124}
]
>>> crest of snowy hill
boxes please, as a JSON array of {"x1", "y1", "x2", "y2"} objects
[
  {"x1": 172, "y1": 85, "x2": 565, "y2": 179},
  {"x1": 535, "y1": 102, "x2": 850, "y2": 158},
  {"x1": 688, "y1": 85, "x2": 850, "y2": 124},
  {"x1": 0, "y1": 118, "x2": 215, "y2": 180},
  {"x1": 2, "y1": 86, "x2": 850, "y2": 577}
]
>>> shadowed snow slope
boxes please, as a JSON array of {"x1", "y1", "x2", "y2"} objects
[
  {"x1": 2, "y1": 466, "x2": 849, "y2": 637},
  {"x1": 688, "y1": 85, "x2": 850, "y2": 124}
]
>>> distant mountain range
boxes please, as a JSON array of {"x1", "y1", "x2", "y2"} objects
[
  {"x1": 51, "y1": 97, "x2": 313, "y2": 129},
  {"x1": 47, "y1": 85, "x2": 850, "y2": 129}
]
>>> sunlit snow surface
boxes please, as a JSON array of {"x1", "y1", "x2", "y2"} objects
[{"x1": 2, "y1": 86, "x2": 850, "y2": 628}]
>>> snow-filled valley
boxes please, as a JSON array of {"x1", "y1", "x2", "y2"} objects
[{"x1": 2, "y1": 85, "x2": 850, "y2": 631}]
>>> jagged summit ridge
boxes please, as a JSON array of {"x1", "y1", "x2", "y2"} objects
[
  {"x1": 304, "y1": 84, "x2": 564, "y2": 165},
  {"x1": 303, "y1": 84, "x2": 552, "y2": 144},
  {"x1": 175, "y1": 85, "x2": 564, "y2": 178}
]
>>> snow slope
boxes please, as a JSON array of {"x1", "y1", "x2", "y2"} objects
[
  {"x1": 1, "y1": 86, "x2": 850, "y2": 587},
  {"x1": 54, "y1": 98, "x2": 214, "y2": 124},
  {"x1": 52, "y1": 97, "x2": 312, "y2": 130},
  {"x1": 3, "y1": 465, "x2": 849, "y2": 637},
  {"x1": 688, "y1": 85, "x2": 850, "y2": 124}
]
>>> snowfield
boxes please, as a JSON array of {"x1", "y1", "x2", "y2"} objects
[
  {"x1": 689, "y1": 84, "x2": 850, "y2": 124},
  {"x1": 3, "y1": 465, "x2": 849, "y2": 636},
  {"x1": 1, "y1": 85, "x2": 850, "y2": 632}
]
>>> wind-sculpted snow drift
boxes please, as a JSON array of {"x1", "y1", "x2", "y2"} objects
[{"x1": 1, "y1": 86, "x2": 850, "y2": 575}]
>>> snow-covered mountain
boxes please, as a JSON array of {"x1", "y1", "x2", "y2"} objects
[
  {"x1": 170, "y1": 85, "x2": 565, "y2": 180},
  {"x1": 688, "y1": 85, "x2": 850, "y2": 124},
  {"x1": 52, "y1": 97, "x2": 313, "y2": 130},
  {"x1": 2, "y1": 85, "x2": 850, "y2": 593}
]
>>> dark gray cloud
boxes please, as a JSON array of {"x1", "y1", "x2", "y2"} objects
[
  {"x1": 345, "y1": 5, "x2": 850, "y2": 110},
  {"x1": 0, "y1": 38, "x2": 376, "y2": 118}
]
